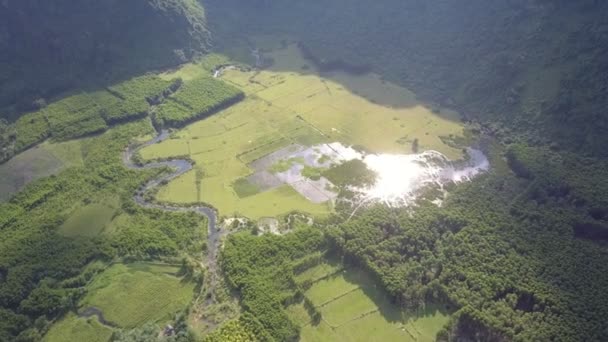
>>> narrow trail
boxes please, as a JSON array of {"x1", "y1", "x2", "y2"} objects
[{"x1": 122, "y1": 129, "x2": 228, "y2": 306}]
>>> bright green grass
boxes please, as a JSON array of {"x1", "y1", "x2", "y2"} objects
[
  {"x1": 81, "y1": 263, "x2": 194, "y2": 328},
  {"x1": 291, "y1": 267, "x2": 451, "y2": 342},
  {"x1": 298, "y1": 307, "x2": 449, "y2": 342},
  {"x1": 140, "y1": 41, "x2": 466, "y2": 219},
  {"x1": 304, "y1": 270, "x2": 361, "y2": 305},
  {"x1": 58, "y1": 198, "x2": 118, "y2": 237},
  {"x1": 43, "y1": 313, "x2": 113, "y2": 342}
]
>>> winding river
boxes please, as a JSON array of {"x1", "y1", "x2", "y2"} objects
[{"x1": 122, "y1": 130, "x2": 226, "y2": 305}]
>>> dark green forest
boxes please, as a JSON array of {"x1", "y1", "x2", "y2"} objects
[
  {"x1": 2, "y1": 0, "x2": 608, "y2": 341},
  {"x1": 0, "y1": 0, "x2": 209, "y2": 119}
]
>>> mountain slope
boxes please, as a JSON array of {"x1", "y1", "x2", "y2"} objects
[{"x1": 0, "y1": 0, "x2": 209, "y2": 116}]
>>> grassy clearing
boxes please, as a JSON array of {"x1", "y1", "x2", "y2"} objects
[
  {"x1": 81, "y1": 263, "x2": 194, "y2": 328},
  {"x1": 0, "y1": 139, "x2": 84, "y2": 202},
  {"x1": 58, "y1": 197, "x2": 119, "y2": 237},
  {"x1": 290, "y1": 267, "x2": 450, "y2": 342},
  {"x1": 43, "y1": 313, "x2": 113, "y2": 342},
  {"x1": 140, "y1": 41, "x2": 465, "y2": 219},
  {"x1": 294, "y1": 260, "x2": 343, "y2": 284}
]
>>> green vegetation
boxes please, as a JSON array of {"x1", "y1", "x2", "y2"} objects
[
  {"x1": 291, "y1": 266, "x2": 450, "y2": 342},
  {"x1": 4, "y1": 3, "x2": 608, "y2": 340},
  {"x1": 301, "y1": 165, "x2": 325, "y2": 181},
  {"x1": 58, "y1": 199, "x2": 119, "y2": 237},
  {"x1": 0, "y1": 140, "x2": 84, "y2": 202},
  {"x1": 221, "y1": 228, "x2": 450, "y2": 341},
  {"x1": 0, "y1": 75, "x2": 179, "y2": 165},
  {"x1": 155, "y1": 76, "x2": 244, "y2": 127},
  {"x1": 0, "y1": 119, "x2": 206, "y2": 340},
  {"x1": 203, "y1": 314, "x2": 272, "y2": 342},
  {"x1": 269, "y1": 157, "x2": 304, "y2": 174},
  {"x1": 43, "y1": 314, "x2": 112, "y2": 342},
  {"x1": 44, "y1": 76, "x2": 180, "y2": 141},
  {"x1": 233, "y1": 178, "x2": 261, "y2": 198},
  {"x1": 323, "y1": 143, "x2": 608, "y2": 341},
  {"x1": 81, "y1": 263, "x2": 195, "y2": 328},
  {"x1": 108, "y1": 75, "x2": 177, "y2": 103},
  {"x1": 45, "y1": 92, "x2": 110, "y2": 141},
  {"x1": 322, "y1": 159, "x2": 376, "y2": 188},
  {"x1": 104, "y1": 75, "x2": 180, "y2": 124},
  {"x1": 142, "y1": 45, "x2": 462, "y2": 219},
  {"x1": 0, "y1": 0, "x2": 209, "y2": 114},
  {"x1": 221, "y1": 228, "x2": 328, "y2": 341},
  {"x1": 14, "y1": 111, "x2": 51, "y2": 151}
]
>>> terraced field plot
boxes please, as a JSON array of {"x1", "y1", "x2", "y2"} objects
[
  {"x1": 43, "y1": 313, "x2": 112, "y2": 342},
  {"x1": 289, "y1": 262, "x2": 450, "y2": 342},
  {"x1": 80, "y1": 263, "x2": 194, "y2": 329},
  {"x1": 140, "y1": 43, "x2": 465, "y2": 219}
]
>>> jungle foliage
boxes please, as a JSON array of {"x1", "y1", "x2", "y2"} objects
[
  {"x1": 202, "y1": 313, "x2": 273, "y2": 342},
  {"x1": 0, "y1": 76, "x2": 178, "y2": 164},
  {"x1": 0, "y1": 120, "x2": 206, "y2": 340},
  {"x1": 155, "y1": 77, "x2": 244, "y2": 128},
  {"x1": 221, "y1": 228, "x2": 328, "y2": 341}
]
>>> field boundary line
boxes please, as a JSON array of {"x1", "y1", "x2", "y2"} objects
[
  {"x1": 316, "y1": 286, "x2": 360, "y2": 308},
  {"x1": 300, "y1": 268, "x2": 346, "y2": 288},
  {"x1": 333, "y1": 308, "x2": 380, "y2": 328}
]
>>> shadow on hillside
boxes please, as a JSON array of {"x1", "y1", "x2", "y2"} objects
[
  {"x1": 338, "y1": 265, "x2": 450, "y2": 325},
  {"x1": 215, "y1": 35, "x2": 463, "y2": 125}
]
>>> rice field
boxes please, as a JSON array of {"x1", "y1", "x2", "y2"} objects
[
  {"x1": 80, "y1": 263, "x2": 194, "y2": 329},
  {"x1": 139, "y1": 42, "x2": 465, "y2": 219},
  {"x1": 289, "y1": 262, "x2": 451, "y2": 342}
]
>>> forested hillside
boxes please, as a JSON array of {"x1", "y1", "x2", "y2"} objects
[
  {"x1": 0, "y1": 0, "x2": 209, "y2": 118},
  {"x1": 2, "y1": 0, "x2": 608, "y2": 341},
  {"x1": 206, "y1": 0, "x2": 608, "y2": 158}
]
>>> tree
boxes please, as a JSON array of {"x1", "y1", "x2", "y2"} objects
[{"x1": 412, "y1": 138, "x2": 419, "y2": 153}]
